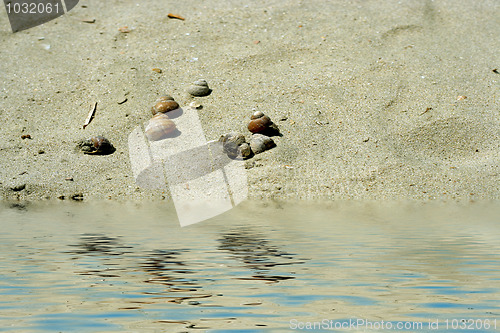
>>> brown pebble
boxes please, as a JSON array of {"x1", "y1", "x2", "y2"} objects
[
  {"x1": 167, "y1": 13, "x2": 185, "y2": 20},
  {"x1": 152, "y1": 68, "x2": 162, "y2": 73},
  {"x1": 65, "y1": 177, "x2": 74, "y2": 181},
  {"x1": 457, "y1": 95, "x2": 467, "y2": 100},
  {"x1": 493, "y1": 68, "x2": 499, "y2": 74},
  {"x1": 118, "y1": 26, "x2": 131, "y2": 33},
  {"x1": 21, "y1": 134, "x2": 31, "y2": 139},
  {"x1": 38, "y1": 149, "x2": 45, "y2": 154},
  {"x1": 253, "y1": 40, "x2": 260, "y2": 44}
]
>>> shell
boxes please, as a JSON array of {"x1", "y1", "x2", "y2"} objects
[
  {"x1": 189, "y1": 101, "x2": 202, "y2": 109},
  {"x1": 187, "y1": 79, "x2": 212, "y2": 97},
  {"x1": 251, "y1": 110, "x2": 265, "y2": 120},
  {"x1": 249, "y1": 134, "x2": 275, "y2": 154},
  {"x1": 145, "y1": 114, "x2": 177, "y2": 141},
  {"x1": 248, "y1": 115, "x2": 272, "y2": 133},
  {"x1": 157, "y1": 95, "x2": 175, "y2": 102},
  {"x1": 151, "y1": 99, "x2": 180, "y2": 115},
  {"x1": 79, "y1": 135, "x2": 115, "y2": 155},
  {"x1": 247, "y1": 111, "x2": 280, "y2": 136}
]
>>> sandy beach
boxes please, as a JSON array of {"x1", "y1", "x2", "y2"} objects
[{"x1": 0, "y1": 0, "x2": 499, "y2": 202}]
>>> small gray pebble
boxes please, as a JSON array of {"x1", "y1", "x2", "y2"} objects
[
  {"x1": 220, "y1": 132, "x2": 247, "y2": 159},
  {"x1": 238, "y1": 142, "x2": 252, "y2": 159},
  {"x1": 219, "y1": 132, "x2": 246, "y2": 146},
  {"x1": 11, "y1": 183, "x2": 26, "y2": 192},
  {"x1": 249, "y1": 134, "x2": 275, "y2": 154}
]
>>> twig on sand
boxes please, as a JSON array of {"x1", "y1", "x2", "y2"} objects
[
  {"x1": 83, "y1": 102, "x2": 97, "y2": 129},
  {"x1": 168, "y1": 13, "x2": 185, "y2": 20},
  {"x1": 420, "y1": 107, "x2": 432, "y2": 116}
]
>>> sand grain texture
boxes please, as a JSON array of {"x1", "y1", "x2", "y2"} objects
[{"x1": 0, "y1": 0, "x2": 499, "y2": 201}]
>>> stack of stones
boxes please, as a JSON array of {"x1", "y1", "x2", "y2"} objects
[
  {"x1": 219, "y1": 111, "x2": 280, "y2": 160},
  {"x1": 144, "y1": 96, "x2": 180, "y2": 141}
]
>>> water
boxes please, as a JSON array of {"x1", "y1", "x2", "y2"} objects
[{"x1": 0, "y1": 201, "x2": 499, "y2": 332}]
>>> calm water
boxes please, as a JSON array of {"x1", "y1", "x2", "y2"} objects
[{"x1": 0, "y1": 201, "x2": 499, "y2": 332}]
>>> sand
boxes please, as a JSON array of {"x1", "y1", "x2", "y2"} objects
[{"x1": 0, "y1": 0, "x2": 499, "y2": 202}]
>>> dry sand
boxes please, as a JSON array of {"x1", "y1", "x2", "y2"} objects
[{"x1": 0, "y1": 0, "x2": 499, "y2": 202}]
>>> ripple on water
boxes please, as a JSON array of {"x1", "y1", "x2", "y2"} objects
[{"x1": 0, "y1": 202, "x2": 499, "y2": 332}]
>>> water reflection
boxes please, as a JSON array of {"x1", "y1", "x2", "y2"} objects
[
  {"x1": 139, "y1": 249, "x2": 207, "y2": 302},
  {"x1": 218, "y1": 228, "x2": 307, "y2": 283},
  {"x1": 1, "y1": 202, "x2": 499, "y2": 332},
  {"x1": 67, "y1": 234, "x2": 212, "y2": 306},
  {"x1": 141, "y1": 249, "x2": 191, "y2": 279},
  {"x1": 8, "y1": 202, "x2": 29, "y2": 211},
  {"x1": 68, "y1": 234, "x2": 133, "y2": 256}
]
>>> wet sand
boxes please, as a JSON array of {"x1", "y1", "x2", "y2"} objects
[{"x1": 0, "y1": 0, "x2": 499, "y2": 201}]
